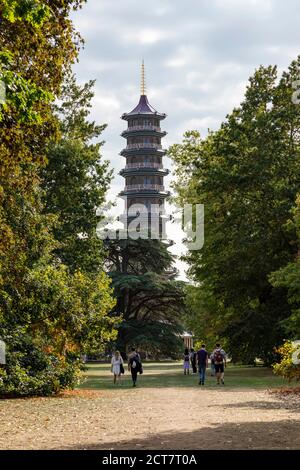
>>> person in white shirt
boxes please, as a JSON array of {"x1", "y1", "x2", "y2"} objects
[{"x1": 111, "y1": 351, "x2": 124, "y2": 384}]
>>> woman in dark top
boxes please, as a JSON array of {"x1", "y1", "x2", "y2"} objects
[
  {"x1": 183, "y1": 348, "x2": 190, "y2": 375},
  {"x1": 190, "y1": 348, "x2": 197, "y2": 373}
]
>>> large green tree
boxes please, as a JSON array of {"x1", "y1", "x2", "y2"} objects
[
  {"x1": 169, "y1": 59, "x2": 300, "y2": 364},
  {"x1": 0, "y1": 1, "x2": 85, "y2": 301},
  {"x1": 40, "y1": 74, "x2": 117, "y2": 355},
  {"x1": 106, "y1": 238, "x2": 186, "y2": 357},
  {"x1": 0, "y1": 1, "x2": 117, "y2": 396}
]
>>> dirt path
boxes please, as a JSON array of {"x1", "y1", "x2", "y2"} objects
[{"x1": 0, "y1": 386, "x2": 299, "y2": 450}]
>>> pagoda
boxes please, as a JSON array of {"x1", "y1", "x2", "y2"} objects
[{"x1": 119, "y1": 62, "x2": 169, "y2": 238}]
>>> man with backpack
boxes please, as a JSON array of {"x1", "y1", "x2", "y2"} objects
[
  {"x1": 128, "y1": 348, "x2": 143, "y2": 387},
  {"x1": 212, "y1": 343, "x2": 227, "y2": 385},
  {"x1": 197, "y1": 344, "x2": 208, "y2": 385}
]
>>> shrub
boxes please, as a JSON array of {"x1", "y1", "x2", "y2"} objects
[
  {"x1": 273, "y1": 341, "x2": 300, "y2": 382},
  {"x1": 0, "y1": 334, "x2": 83, "y2": 397}
]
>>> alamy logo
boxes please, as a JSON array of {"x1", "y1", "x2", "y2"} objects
[{"x1": 96, "y1": 202, "x2": 205, "y2": 251}]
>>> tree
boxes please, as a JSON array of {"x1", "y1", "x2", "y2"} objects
[
  {"x1": 0, "y1": 0, "x2": 84, "y2": 201},
  {"x1": 0, "y1": 1, "x2": 117, "y2": 396},
  {"x1": 41, "y1": 74, "x2": 112, "y2": 273},
  {"x1": 0, "y1": 1, "x2": 86, "y2": 298},
  {"x1": 105, "y1": 238, "x2": 186, "y2": 357},
  {"x1": 169, "y1": 59, "x2": 300, "y2": 364},
  {"x1": 183, "y1": 284, "x2": 222, "y2": 354},
  {"x1": 40, "y1": 73, "x2": 118, "y2": 353},
  {"x1": 270, "y1": 195, "x2": 300, "y2": 337}
]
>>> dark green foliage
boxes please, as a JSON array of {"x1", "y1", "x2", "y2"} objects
[
  {"x1": 106, "y1": 238, "x2": 174, "y2": 275},
  {"x1": 41, "y1": 74, "x2": 112, "y2": 274},
  {"x1": 169, "y1": 58, "x2": 300, "y2": 364},
  {"x1": 0, "y1": 7, "x2": 116, "y2": 397},
  {"x1": 0, "y1": 330, "x2": 82, "y2": 397},
  {"x1": 270, "y1": 195, "x2": 300, "y2": 338},
  {"x1": 119, "y1": 320, "x2": 183, "y2": 359},
  {"x1": 106, "y1": 238, "x2": 186, "y2": 355}
]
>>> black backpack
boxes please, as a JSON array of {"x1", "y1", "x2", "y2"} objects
[{"x1": 130, "y1": 354, "x2": 141, "y2": 371}]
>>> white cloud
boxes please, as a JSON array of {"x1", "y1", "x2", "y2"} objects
[
  {"x1": 166, "y1": 57, "x2": 188, "y2": 68},
  {"x1": 71, "y1": 0, "x2": 300, "y2": 280},
  {"x1": 216, "y1": 0, "x2": 272, "y2": 8},
  {"x1": 123, "y1": 29, "x2": 173, "y2": 45}
]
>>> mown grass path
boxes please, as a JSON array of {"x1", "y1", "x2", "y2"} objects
[{"x1": 79, "y1": 362, "x2": 291, "y2": 390}]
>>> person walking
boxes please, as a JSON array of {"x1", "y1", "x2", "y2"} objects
[
  {"x1": 111, "y1": 350, "x2": 124, "y2": 384},
  {"x1": 212, "y1": 343, "x2": 227, "y2": 385},
  {"x1": 190, "y1": 348, "x2": 197, "y2": 374},
  {"x1": 183, "y1": 348, "x2": 190, "y2": 375},
  {"x1": 128, "y1": 348, "x2": 142, "y2": 387},
  {"x1": 197, "y1": 344, "x2": 208, "y2": 385}
]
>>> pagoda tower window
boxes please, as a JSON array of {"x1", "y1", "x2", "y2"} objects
[{"x1": 143, "y1": 176, "x2": 150, "y2": 185}]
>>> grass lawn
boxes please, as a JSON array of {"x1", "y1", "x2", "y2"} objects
[{"x1": 78, "y1": 362, "x2": 292, "y2": 390}]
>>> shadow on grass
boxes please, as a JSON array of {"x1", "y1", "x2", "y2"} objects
[{"x1": 63, "y1": 419, "x2": 300, "y2": 450}]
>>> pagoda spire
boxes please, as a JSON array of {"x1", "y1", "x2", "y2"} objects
[{"x1": 140, "y1": 59, "x2": 146, "y2": 96}]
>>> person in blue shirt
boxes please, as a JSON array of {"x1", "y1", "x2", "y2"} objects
[{"x1": 197, "y1": 344, "x2": 208, "y2": 385}]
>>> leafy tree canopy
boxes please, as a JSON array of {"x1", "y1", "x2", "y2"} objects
[
  {"x1": 169, "y1": 59, "x2": 300, "y2": 364},
  {"x1": 0, "y1": 1, "x2": 117, "y2": 396},
  {"x1": 270, "y1": 195, "x2": 300, "y2": 337}
]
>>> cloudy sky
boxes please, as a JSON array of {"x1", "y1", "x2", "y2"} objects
[{"x1": 72, "y1": 0, "x2": 300, "y2": 279}]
